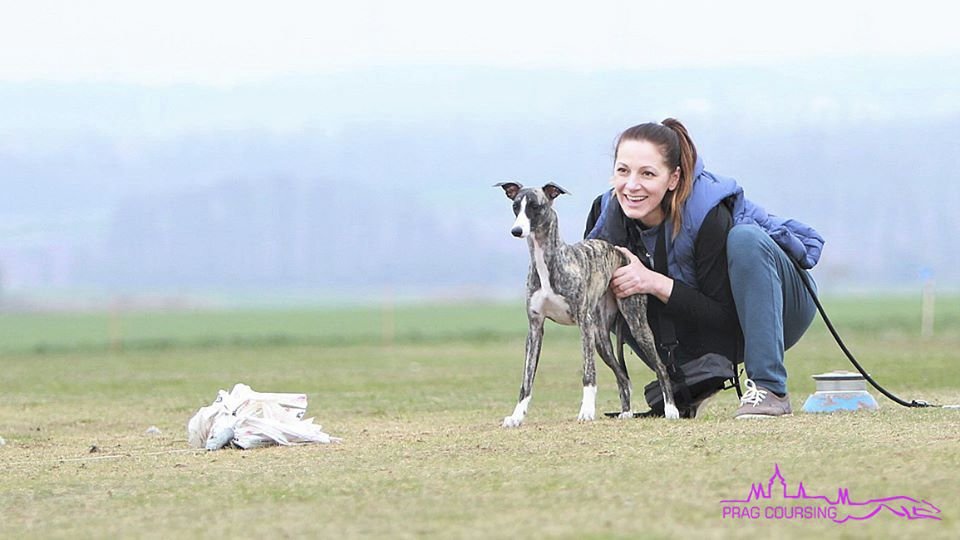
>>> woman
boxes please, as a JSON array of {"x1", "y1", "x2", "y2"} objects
[{"x1": 584, "y1": 119, "x2": 823, "y2": 419}]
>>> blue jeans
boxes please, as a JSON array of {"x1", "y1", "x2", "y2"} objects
[{"x1": 727, "y1": 225, "x2": 817, "y2": 395}]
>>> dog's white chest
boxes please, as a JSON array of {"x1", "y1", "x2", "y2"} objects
[{"x1": 529, "y1": 239, "x2": 575, "y2": 325}]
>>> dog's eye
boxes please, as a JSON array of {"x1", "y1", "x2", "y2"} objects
[{"x1": 512, "y1": 201, "x2": 520, "y2": 215}]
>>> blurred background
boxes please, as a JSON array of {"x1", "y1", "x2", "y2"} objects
[{"x1": 2, "y1": 0, "x2": 959, "y2": 311}]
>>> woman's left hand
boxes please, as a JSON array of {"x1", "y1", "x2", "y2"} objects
[{"x1": 611, "y1": 246, "x2": 674, "y2": 304}]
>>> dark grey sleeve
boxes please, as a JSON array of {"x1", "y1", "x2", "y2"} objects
[{"x1": 663, "y1": 204, "x2": 740, "y2": 332}]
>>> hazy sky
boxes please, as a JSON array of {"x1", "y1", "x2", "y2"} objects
[{"x1": 2, "y1": 0, "x2": 958, "y2": 85}]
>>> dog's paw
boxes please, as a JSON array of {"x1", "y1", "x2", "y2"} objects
[
  {"x1": 578, "y1": 385, "x2": 597, "y2": 422},
  {"x1": 617, "y1": 411, "x2": 634, "y2": 419},
  {"x1": 502, "y1": 415, "x2": 524, "y2": 428},
  {"x1": 664, "y1": 403, "x2": 681, "y2": 420}
]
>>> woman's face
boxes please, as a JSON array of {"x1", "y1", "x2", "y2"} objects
[{"x1": 612, "y1": 139, "x2": 680, "y2": 227}]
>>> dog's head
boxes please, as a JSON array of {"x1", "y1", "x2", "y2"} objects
[{"x1": 494, "y1": 182, "x2": 569, "y2": 238}]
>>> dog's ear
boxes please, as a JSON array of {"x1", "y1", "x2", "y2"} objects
[
  {"x1": 494, "y1": 181, "x2": 523, "y2": 200},
  {"x1": 542, "y1": 182, "x2": 570, "y2": 201}
]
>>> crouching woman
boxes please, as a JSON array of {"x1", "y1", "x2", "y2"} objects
[{"x1": 585, "y1": 119, "x2": 823, "y2": 418}]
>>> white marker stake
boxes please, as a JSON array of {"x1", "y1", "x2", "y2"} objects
[{"x1": 921, "y1": 278, "x2": 935, "y2": 339}]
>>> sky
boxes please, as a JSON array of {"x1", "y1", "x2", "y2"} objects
[
  {"x1": 1, "y1": 0, "x2": 958, "y2": 85},
  {"x1": 1, "y1": 1, "x2": 959, "y2": 296}
]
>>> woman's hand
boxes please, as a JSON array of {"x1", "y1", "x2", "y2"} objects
[{"x1": 611, "y1": 246, "x2": 674, "y2": 304}]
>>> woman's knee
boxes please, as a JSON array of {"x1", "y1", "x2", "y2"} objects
[
  {"x1": 727, "y1": 225, "x2": 776, "y2": 268},
  {"x1": 727, "y1": 224, "x2": 764, "y2": 253}
]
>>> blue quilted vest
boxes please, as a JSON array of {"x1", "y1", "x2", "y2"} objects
[{"x1": 587, "y1": 156, "x2": 824, "y2": 288}]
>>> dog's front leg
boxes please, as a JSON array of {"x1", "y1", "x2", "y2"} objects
[
  {"x1": 502, "y1": 316, "x2": 544, "y2": 428},
  {"x1": 577, "y1": 317, "x2": 598, "y2": 422}
]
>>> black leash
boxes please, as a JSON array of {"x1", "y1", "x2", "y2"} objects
[{"x1": 792, "y1": 258, "x2": 939, "y2": 408}]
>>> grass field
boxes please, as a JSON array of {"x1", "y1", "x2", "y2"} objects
[{"x1": 1, "y1": 296, "x2": 959, "y2": 538}]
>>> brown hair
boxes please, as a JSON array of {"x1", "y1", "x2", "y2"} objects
[{"x1": 614, "y1": 118, "x2": 698, "y2": 236}]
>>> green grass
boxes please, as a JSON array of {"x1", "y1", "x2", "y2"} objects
[
  {"x1": 0, "y1": 302, "x2": 536, "y2": 354},
  {"x1": 1, "y1": 298, "x2": 959, "y2": 538},
  {"x1": 3, "y1": 294, "x2": 959, "y2": 354}
]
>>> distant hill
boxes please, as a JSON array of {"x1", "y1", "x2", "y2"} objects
[{"x1": 2, "y1": 59, "x2": 959, "y2": 302}]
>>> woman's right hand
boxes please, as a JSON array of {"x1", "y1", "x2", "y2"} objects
[{"x1": 611, "y1": 246, "x2": 674, "y2": 304}]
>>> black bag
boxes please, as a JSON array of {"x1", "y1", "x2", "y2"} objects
[{"x1": 642, "y1": 353, "x2": 735, "y2": 418}]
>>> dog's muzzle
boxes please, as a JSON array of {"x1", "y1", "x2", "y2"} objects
[{"x1": 511, "y1": 226, "x2": 524, "y2": 238}]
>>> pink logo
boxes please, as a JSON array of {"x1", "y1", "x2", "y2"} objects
[{"x1": 720, "y1": 464, "x2": 941, "y2": 523}]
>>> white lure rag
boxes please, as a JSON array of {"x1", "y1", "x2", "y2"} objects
[{"x1": 187, "y1": 383, "x2": 341, "y2": 450}]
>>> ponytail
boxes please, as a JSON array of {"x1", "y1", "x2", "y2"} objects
[{"x1": 660, "y1": 118, "x2": 697, "y2": 237}]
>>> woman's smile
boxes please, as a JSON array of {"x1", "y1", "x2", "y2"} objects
[{"x1": 612, "y1": 139, "x2": 679, "y2": 226}]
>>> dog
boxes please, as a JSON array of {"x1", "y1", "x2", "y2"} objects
[{"x1": 495, "y1": 181, "x2": 679, "y2": 427}]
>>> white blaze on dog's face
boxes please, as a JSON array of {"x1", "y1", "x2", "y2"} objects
[{"x1": 511, "y1": 195, "x2": 531, "y2": 238}]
